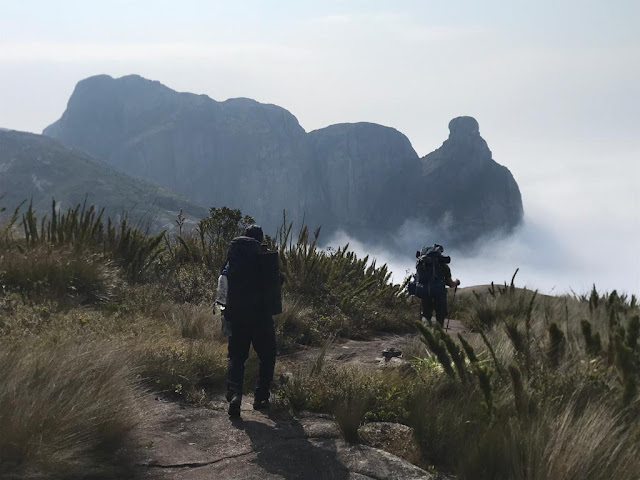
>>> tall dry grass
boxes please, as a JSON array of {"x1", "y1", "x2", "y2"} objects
[
  {"x1": 412, "y1": 283, "x2": 640, "y2": 479},
  {"x1": 0, "y1": 338, "x2": 145, "y2": 479},
  {"x1": 0, "y1": 247, "x2": 118, "y2": 304}
]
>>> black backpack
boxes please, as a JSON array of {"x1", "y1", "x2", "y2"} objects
[
  {"x1": 408, "y1": 244, "x2": 450, "y2": 298},
  {"x1": 226, "y1": 236, "x2": 262, "y2": 306},
  {"x1": 225, "y1": 236, "x2": 282, "y2": 316}
]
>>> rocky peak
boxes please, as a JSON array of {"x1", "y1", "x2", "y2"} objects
[
  {"x1": 448, "y1": 116, "x2": 480, "y2": 139},
  {"x1": 43, "y1": 75, "x2": 523, "y2": 246},
  {"x1": 415, "y1": 116, "x2": 523, "y2": 244},
  {"x1": 423, "y1": 116, "x2": 492, "y2": 175}
]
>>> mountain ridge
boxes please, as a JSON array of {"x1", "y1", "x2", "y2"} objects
[
  {"x1": 44, "y1": 74, "x2": 523, "y2": 245},
  {"x1": 0, "y1": 129, "x2": 208, "y2": 230}
]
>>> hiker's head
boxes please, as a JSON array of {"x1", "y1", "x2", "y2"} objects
[{"x1": 244, "y1": 224, "x2": 264, "y2": 242}]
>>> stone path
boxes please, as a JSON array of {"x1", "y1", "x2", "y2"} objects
[{"x1": 140, "y1": 398, "x2": 434, "y2": 480}]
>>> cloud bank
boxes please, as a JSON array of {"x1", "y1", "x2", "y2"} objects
[{"x1": 324, "y1": 206, "x2": 640, "y2": 297}]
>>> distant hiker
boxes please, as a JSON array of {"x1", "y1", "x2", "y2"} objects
[
  {"x1": 408, "y1": 243, "x2": 460, "y2": 327},
  {"x1": 219, "y1": 224, "x2": 282, "y2": 419}
]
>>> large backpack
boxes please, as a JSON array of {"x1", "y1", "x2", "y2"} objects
[
  {"x1": 225, "y1": 236, "x2": 282, "y2": 317},
  {"x1": 226, "y1": 236, "x2": 262, "y2": 311},
  {"x1": 408, "y1": 244, "x2": 450, "y2": 298}
]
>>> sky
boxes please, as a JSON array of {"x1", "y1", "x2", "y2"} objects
[{"x1": 0, "y1": 0, "x2": 638, "y2": 295}]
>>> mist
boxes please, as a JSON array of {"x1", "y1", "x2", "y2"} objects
[{"x1": 325, "y1": 206, "x2": 640, "y2": 297}]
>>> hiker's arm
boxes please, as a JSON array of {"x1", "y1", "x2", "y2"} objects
[
  {"x1": 446, "y1": 277, "x2": 461, "y2": 288},
  {"x1": 444, "y1": 264, "x2": 460, "y2": 288}
]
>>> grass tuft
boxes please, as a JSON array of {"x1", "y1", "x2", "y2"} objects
[
  {"x1": 0, "y1": 247, "x2": 117, "y2": 304},
  {"x1": 0, "y1": 338, "x2": 145, "y2": 479}
]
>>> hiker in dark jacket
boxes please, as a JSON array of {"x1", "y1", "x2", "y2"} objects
[
  {"x1": 416, "y1": 244, "x2": 460, "y2": 327},
  {"x1": 224, "y1": 224, "x2": 277, "y2": 419}
]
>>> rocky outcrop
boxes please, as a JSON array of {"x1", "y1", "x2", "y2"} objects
[
  {"x1": 410, "y1": 116, "x2": 524, "y2": 244},
  {"x1": 307, "y1": 122, "x2": 419, "y2": 232},
  {"x1": 0, "y1": 129, "x2": 207, "y2": 230},
  {"x1": 44, "y1": 74, "x2": 523, "y2": 245},
  {"x1": 142, "y1": 397, "x2": 435, "y2": 480},
  {"x1": 45, "y1": 75, "x2": 315, "y2": 232}
]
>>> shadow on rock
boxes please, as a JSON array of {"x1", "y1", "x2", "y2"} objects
[{"x1": 242, "y1": 416, "x2": 349, "y2": 480}]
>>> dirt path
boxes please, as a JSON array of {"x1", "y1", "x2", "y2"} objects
[{"x1": 282, "y1": 318, "x2": 467, "y2": 368}]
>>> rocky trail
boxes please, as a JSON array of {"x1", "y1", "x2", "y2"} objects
[
  {"x1": 139, "y1": 321, "x2": 467, "y2": 480},
  {"x1": 140, "y1": 399, "x2": 435, "y2": 480}
]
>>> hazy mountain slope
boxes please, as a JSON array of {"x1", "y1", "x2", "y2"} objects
[
  {"x1": 44, "y1": 74, "x2": 523, "y2": 244},
  {"x1": 45, "y1": 75, "x2": 312, "y2": 231},
  {"x1": 307, "y1": 122, "x2": 420, "y2": 233},
  {"x1": 0, "y1": 129, "x2": 208, "y2": 230},
  {"x1": 413, "y1": 116, "x2": 524, "y2": 244}
]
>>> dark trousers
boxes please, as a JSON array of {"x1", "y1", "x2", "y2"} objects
[
  {"x1": 226, "y1": 325, "x2": 276, "y2": 401},
  {"x1": 422, "y1": 293, "x2": 448, "y2": 326}
]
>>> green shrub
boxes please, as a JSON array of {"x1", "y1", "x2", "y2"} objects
[
  {"x1": 457, "y1": 276, "x2": 537, "y2": 330},
  {"x1": 166, "y1": 263, "x2": 215, "y2": 304}
]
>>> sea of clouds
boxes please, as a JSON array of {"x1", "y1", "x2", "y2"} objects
[{"x1": 324, "y1": 207, "x2": 640, "y2": 297}]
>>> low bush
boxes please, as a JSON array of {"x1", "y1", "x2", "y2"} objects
[
  {"x1": 135, "y1": 337, "x2": 227, "y2": 403},
  {"x1": 279, "y1": 353, "x2": 420, "y2": 434},
  {"x1": 274, "y1": 296, "x2": 320, "y2": 352},
  {"x1": 163, "y1": 263, "x2": 215, "y2": 305}
]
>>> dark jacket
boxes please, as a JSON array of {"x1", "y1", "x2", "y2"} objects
[{"x1": 224, "y1": 236, "x2": 271, "y2": 328}]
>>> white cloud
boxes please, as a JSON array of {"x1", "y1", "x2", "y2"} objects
[
  {"x1": 324, "y1": 210, "x2": 639, "y2": 297},
  {"x1": 0, "y1": 41, "x2": 309, "y2": 64},
  {"x1": 313, "y1": 14, "x2": 353, "y2": 25}
]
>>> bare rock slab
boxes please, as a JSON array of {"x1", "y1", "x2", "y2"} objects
[{"x1": 141, "y1": 398, "x2": 433, "y2": 480}]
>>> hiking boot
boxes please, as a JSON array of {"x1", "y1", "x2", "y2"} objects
[
  {"x1": 228, "y1": 394, "x2": 242, "y2": 419},
  {"x1": 253, "y1": 398, "x2": 270, "y2": 411},
  {"x1": 421, "y1": 316, "x2": 433, "y2": 327}
]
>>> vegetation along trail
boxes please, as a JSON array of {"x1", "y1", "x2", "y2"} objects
[{"x1": 1, "y1": 203, "x2": 638, "y2": 479}]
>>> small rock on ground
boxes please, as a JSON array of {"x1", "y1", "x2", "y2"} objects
[{"x1": 358, "y1": 422, "x2": 421, "y2": 465}]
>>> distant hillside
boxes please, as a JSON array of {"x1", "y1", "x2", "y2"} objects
[
  {"x1": 44, "y1": 74, "x2": 523, "y2": 244},
  {"x1": 0, "y1": 129, "x2": 208, "y2": 230}
]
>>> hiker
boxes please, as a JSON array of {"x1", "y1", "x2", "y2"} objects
[
  {"x1": 410, "y1": 243, "x2": 460, "y2": 327},
  {"x1": 219, "y1": 224, "x2": 281, "y2": 419}
]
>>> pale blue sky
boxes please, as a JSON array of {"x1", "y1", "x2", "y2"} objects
[{"x1": 0, "y1": 1, "x2": 638, "y2": 293}]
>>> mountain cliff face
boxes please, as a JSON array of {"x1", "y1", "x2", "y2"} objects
[
  {"x1": 44, "y1": 74, "x2": 523, "y2": 245},
  {"x1": 307, "y1": 122, "x2": 420, "y2": 232},
  {"x1": 411, "y1": 116, "x2": 523, "y2": 244},
  {"x1": 45, "y1": 75, "x2": 311, "y2": 231},
  {"x1": 0, "y1": 129, "x2": 207, "y2": 230}
]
